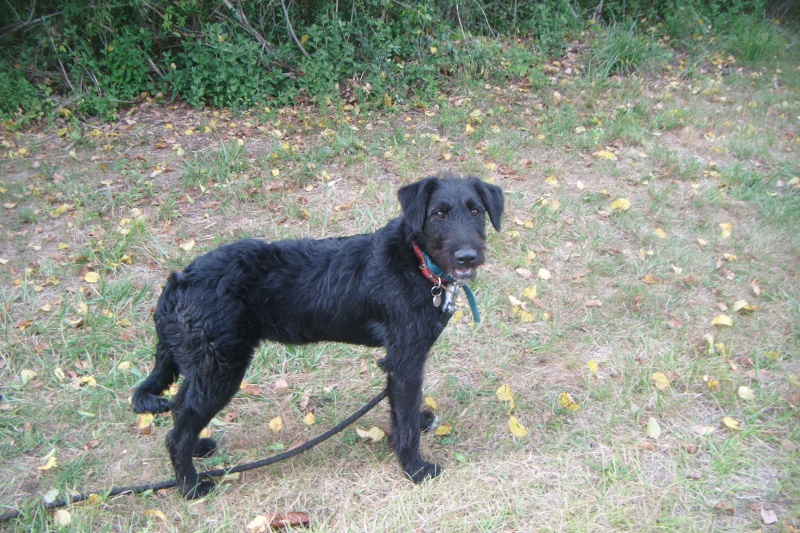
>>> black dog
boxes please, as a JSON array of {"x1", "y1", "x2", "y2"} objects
[{"x1": 132, "y1": 175, "x2": 504, "y2": 498}]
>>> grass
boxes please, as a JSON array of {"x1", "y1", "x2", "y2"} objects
[{"x1": 1, "y1": 15, "x2": 799, "y2": 533}]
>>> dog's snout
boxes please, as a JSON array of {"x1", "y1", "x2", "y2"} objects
[{"x1": 455, "y1": 248, "x2": 478, "y2": 266}]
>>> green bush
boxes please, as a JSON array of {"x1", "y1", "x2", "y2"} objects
[
  {"x1": 167, "y1": 24, "x2": 289, "y2": 109},
  {"x1": 0, "y1": 60, "x2": 54, "y2": 123},
  {"x1": 0, "y1": 0, "x2": 790, "y2": 123}
]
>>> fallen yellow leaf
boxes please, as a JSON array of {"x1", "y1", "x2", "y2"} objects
[
  {"x1": 424, "y1": 396, "x2": 438, "y2": 411},
  {"x1": 513, "y1": 308, "x2": 535, "y2": 323},
  {"x1": 737, "y1": 386, "x2": 754, "y2": 400},
  {"x1": 508, "y1": 295, "x2": 524, "y2": 307},
  {"x1": 20, "y1": 369, "x2": 38, "y2": 385},
  {"x1": 303, "y1": 412, "x2": 316, "y2": 425},
  {"x1": 558, "y1": 391, "x2": 580, "y2": 412},
  {"x1": 610, "y1": 198, "x2": 631, "y2": 211},
  {"x1": 38, "y1": 455, "x2": 57, "y2": 471},
  {"x1": 496, "y1": 384, "x2": 513, "y2": 402},
  {"x1": 522, "y1": 286, "x2": 538, "y2": 300},
  {"x1": 538, "y1": 268, "x2": 552, "y2": 280},
  {"x1": 722, "y1": 416, "x2": 741, "y2": 430},
  {"x1": 654, "y1": 228, "x2": 667, "y2": 238},
  {"x1": 712, "y1": 314, "x2": 733, "y2": 327},
  {"x1": 269, "y1": 416, "x2": 283, "y2": 432},
  {"x1": 53, "y1": 509, "x2": 71, "y2": 527},
  {"x1": 136, "y1": 413, "x2": 154, "y2": 435},
  {"x1": 587, "y1": 360, "x2": 598, "y2": 373},
  {"x1": 646, "y1": 417, "x2": 661, "y2": 440},
  {"x1": 144, "y1": 509, "x2": 167, "y2": 521},
  {"x1": 594, "y1": 150, "x2": 617, "y2": 161},
  {"x1": 732, "y1": 300, "x2": 757, "y2": 313},
  {"x1": 751, "y1": 279, "x2": 761, "y2": 296},
  {"x1": 652, "y1": 372, "x2": 670, "y2": 391},
  {"x1": 84, "y1": 272, "x2": 100, "y2": 283},
  {"x1": 434, "y1": 424, "x2": 452, "y2": 436},
  {"x1": 356, "y1": 426, "x2": 385, "y2": 442},
  {"x1": 509, "y1": 416, "x2": 527, "y2": 438}
]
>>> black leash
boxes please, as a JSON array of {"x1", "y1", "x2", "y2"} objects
[{"x1": 0, "y1": 388, "x2": 388, "y2": 525}]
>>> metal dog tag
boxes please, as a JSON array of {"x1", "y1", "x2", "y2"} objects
[{"x1": 431, "y1": 286, "x2": 443, "y2": 307}]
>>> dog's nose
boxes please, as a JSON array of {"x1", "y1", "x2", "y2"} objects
[{"x1": 455, "y1": 248, "x2": 478, "y2": 267}]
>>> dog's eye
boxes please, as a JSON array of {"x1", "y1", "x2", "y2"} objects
[
  {"x1": 470, "y1": 208, "x2": 480, "y2": 217},
  {"x1": 434, "y1": 210, "x2": 447, "y2": 219}
]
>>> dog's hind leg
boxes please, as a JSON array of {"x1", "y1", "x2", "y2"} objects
[
  {"x1": 132, "y1": 341, "x2": 177, "y2": 414},
  {"x1": 167, "y1": 356, "x2": 249, "y2": 499}
]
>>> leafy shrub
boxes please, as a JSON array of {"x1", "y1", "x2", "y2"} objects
[
  {"x1": 0, "y1": 60, "x2": 54, "y2": 123},
  {"x1": 0, "y1": 0, "x2": 790, "y2": 123},
  {"x1": 167, "y1": 24, "x2": 289, "y2": 109}
]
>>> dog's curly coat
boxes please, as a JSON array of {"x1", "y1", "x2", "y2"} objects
[{"x1": 133, "y1": 175, "x2": 504, "y2": 498}]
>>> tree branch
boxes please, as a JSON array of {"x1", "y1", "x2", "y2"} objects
[
  {"x1": 593, "y1": 0, "x2": 604, "y2": 22},
  {"x1": 281, "y1": 0, "x2": 310, "y2": 59}
]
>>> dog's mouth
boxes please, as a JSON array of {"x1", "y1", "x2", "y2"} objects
[{"x1": 450, "y1": 267, "x2": 476, "y2": 281}]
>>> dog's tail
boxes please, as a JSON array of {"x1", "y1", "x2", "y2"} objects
[{"x1": 132, "y1": 273, "x2": 182, "y2": 414}]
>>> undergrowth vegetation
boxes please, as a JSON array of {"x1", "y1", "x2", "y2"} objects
[{"x1": 0, "y1": 0, "x2": 794, "y2": 124}]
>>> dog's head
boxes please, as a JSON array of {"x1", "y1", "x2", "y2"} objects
[{"x1": 398, "y1": 175, "x2": 504, "y2": 281}]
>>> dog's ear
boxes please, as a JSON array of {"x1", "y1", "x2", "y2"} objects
[
  {"x1": 472, "y1": 178, "x2": 504, "y2": 231},
  {"x1": 398, "y1": 176, "x2": 440, "y2": 234}
]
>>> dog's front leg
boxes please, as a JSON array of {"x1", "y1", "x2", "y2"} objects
[{"x1": 384, "y1": 360, "x2": 442, "y2": 483}]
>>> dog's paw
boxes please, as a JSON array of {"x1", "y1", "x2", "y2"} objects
[
  {"x1": 132, "y1": 394, "x2": 171, "y2": 414},
  {"x1": 407, "y1": 461, "x2": 442, "y2": 483},
  {"x1": 419, "y1": 410, "x2": 439, "y2": 432},
  {"x1": 193, "y1": 438, "x2": 218, "y2": 458},
  {"x1": 181, "y1": 480, "x2": 215, "y2": 500}
]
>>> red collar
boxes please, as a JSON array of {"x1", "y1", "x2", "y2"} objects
[{"x1": 412, "y1": 244, "x2": 445, "y2": 286}]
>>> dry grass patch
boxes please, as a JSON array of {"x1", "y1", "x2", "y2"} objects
[{"x1": 1, "y1": 46, "x2": 799, "y2": 532}]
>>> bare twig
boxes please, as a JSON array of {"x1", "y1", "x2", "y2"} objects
[
  {"x1": 472, "y1": 0, "x2": 497, "y2": 37},
  {"x1": 455, "y1": 3, "x2": 466, "y2": 40},
  {"x1": 48, "y1": 35, "x2": 75, "y2": 92},
  {"x1": 593, "y1": 0, "x2": 604, "y2": 22},
  {"x1": 145, "y1": 54, "x2": 165, "y2": 79},
  {"x1": 0, "y1": 11, "x2": 62, "y2": 40},
  {"x1": 281, "y1": 0, "x2": 310, "y2": 59},
  {"x1": 2, "y1": 0, "x2": 22, "y2": 21},
  {"x1": 564, "y1": 0, "x2": 579, "y2": 19},
  {"x1": 220, "y1": 0, "x2": 275, "y2": 55}
]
